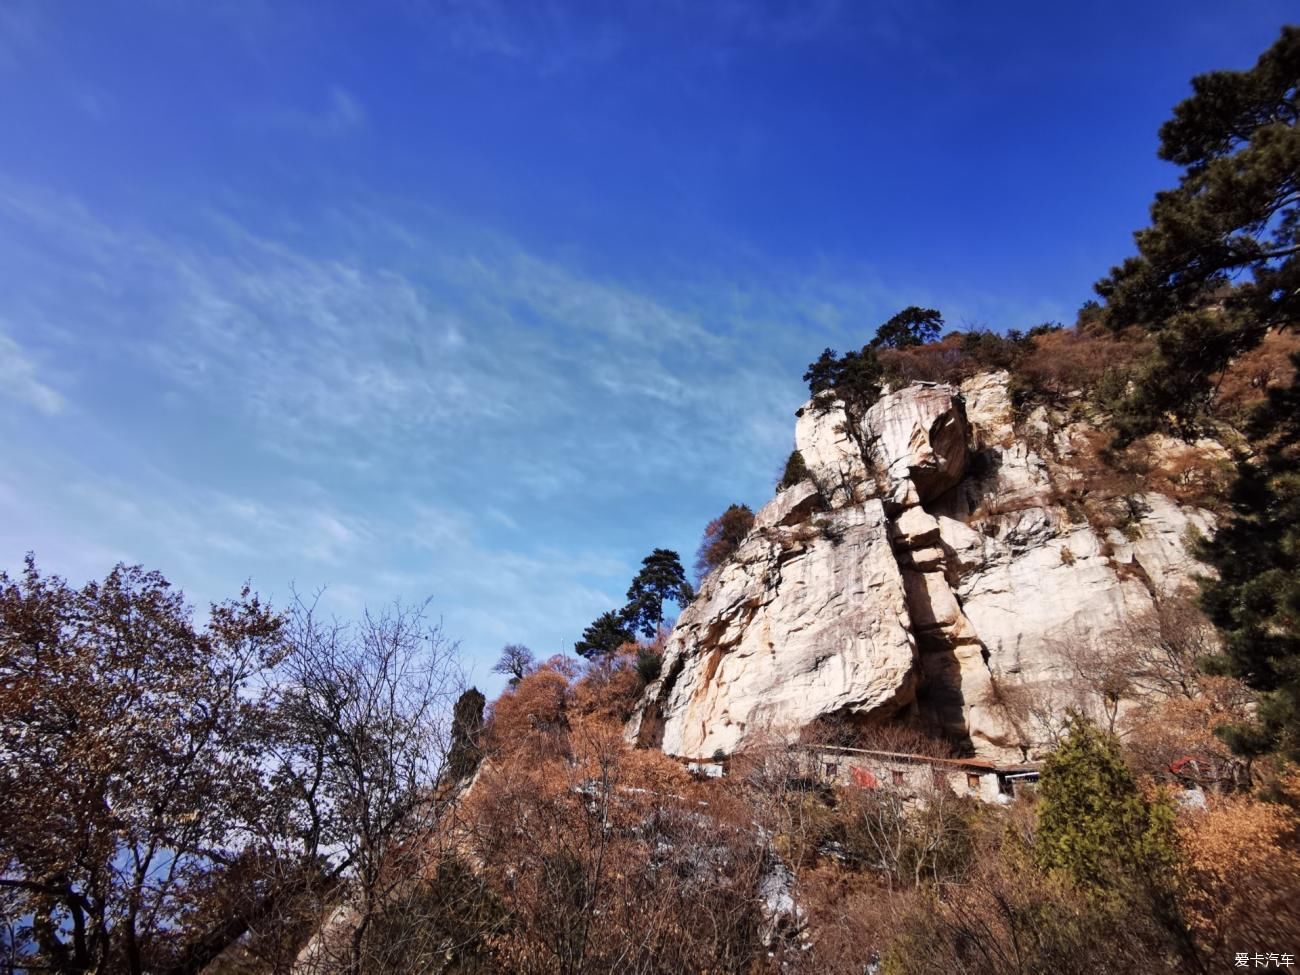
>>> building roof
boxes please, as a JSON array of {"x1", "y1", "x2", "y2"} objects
[{"x1": 795, "y1": 743, "x2": 1039, "y2": 775}]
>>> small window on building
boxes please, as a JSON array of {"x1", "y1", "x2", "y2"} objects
[
  {"x1": 825, "y1": 762, "x2": 838, "y2": 778},
  {"x1": 932, "y1": 768, "x2": 947, "y2": 787},
  {"x1": 891, "y1": 769, "x2": 905, "y2": 786},
  {"x1": 966, "y1": 772, "x2": 981, "y2": 791}
]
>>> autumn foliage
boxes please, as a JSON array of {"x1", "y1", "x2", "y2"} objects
[
  {"x1": 1177, "y1": 774, "x2": 1300, "y2": 966},
  {"x1": 5, "y1": 554, "x2": 1300, "y2": 973},
  {"x1": 694, "y1": 502, "x2": 756, "y2": 581},
  {"x1": 0, "y1": 558, "x2": 466, "y2": 975},
  {"x1": 458, "y1": 659, "x2": 771, "y2": 973}
]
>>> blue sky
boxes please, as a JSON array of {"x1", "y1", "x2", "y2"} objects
[{"x1": 0, "y1": 1, "x2": 1292, "y2": 690}]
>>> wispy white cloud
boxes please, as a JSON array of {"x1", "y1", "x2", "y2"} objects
[
  {"x1": 0, "y1": 429, "x2": 630, "y2": 667},
  {"x1": 0, "y1": 176, "x2": 1061, "y2": 674},
  {"x1": 0, "y1": 328, "x2": 64, "y2": 415},
  {"x1": 316, "y1": 85, "x2": 366, "y2": 133},
  {"x1": 408, "y1": 0, "x2": 625, "y2": 74},
  {"x1": 0, "y1": 192, "x2": 800, "y2": 491},
  {"x1": 247, "y1": 84, "x2": 367, "y2": 138},
  {"x1": 58, "y1": 477, "x2": 369, "y2": 575},
  {"x1": 0, "y1": 183, "x2": 804, "y2": 669},
  {"x1": 400, "y1": 0, "x2": 933, "y2": 78}
]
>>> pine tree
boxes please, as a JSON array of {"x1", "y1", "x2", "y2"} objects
[
  {"x1": 1198, "y1": 357, "x2": 1300, "y2": 760},
  {"x1": 1094, "y1": 25, "x2": 1300, "y2": 760},
  {"x1": 1095, "y1": 26, "x2": 1299, "y2": 441},
  {"x1": 574, "y1": 610, "x2": 633, "y2": 661},
  {"x1": 447, "y1": 687, "x2": 486, "y2": 781},
  {"x1": 1035, "y1": 716, "x2": 1200, "y2": 967},
  {"x1": 870, "y1": 306, "x2": 945, "y2": 349},
  {"x1": 623, "y1": 548, "x2": 692, "y2": 639},
  {"x1": 778, "y1": 448, "x2": 809, "y2": 490},
  {"x1": 1035, "y1": 715, "x2": 1179, "y2": 894},
  {"x1": 802, "y1": 346, "x2": 884, "y2": 420}
]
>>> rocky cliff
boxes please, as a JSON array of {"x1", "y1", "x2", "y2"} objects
[{"x1": 629, "y1": 372, "x2": 1218, "y2": 762}]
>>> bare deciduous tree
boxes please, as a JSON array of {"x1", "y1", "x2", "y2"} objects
[
  {"x1": 836, "y1": 785, "x2": 976, "y2": 891},
  {"x1": 1120, "y1": 588, "x2": 1217, "y2": 701},
  {"x1": 990, "y1": 676, "x2": 1077, "y2": 754},
  {"x1": 276, "y1": 593, "x2": 464, "y2": 975},
  {"x1": 452, "y1": 656, "x2": 779, "y2": 975},
  {"x1": 800, "y1": 714, "x2": 956, "y2": 757},
  {"x1": 994, "y1": 588, "x2": 1221, "y2": 751},
  {"x1": 491, "y1": 643, "x2": 536, "y2": 687}
]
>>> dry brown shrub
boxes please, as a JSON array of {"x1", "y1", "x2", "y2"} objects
[
  {"x1": 1045, "y1": 428, "x2": 1145, "y2": 528},
  {"x1": 1014, "y1": 324, "x2": 1152, "y2": 404},
  {"x1": 1214, "y1": 328, "x2": 1300, "y2": 423},
  {"x1": 878, "y1": 334, "x2": 973, "y2": 385},
  {"x1": 1119, "y1": 436, "x2": 1234, "y2": 508},
  {"x1": 459, "y1": 715, "x2": 769, "y2": 974},
  {"x1": 1177, "y1": 775, "x2": 1300, "y2": 966},
  {"x1": 1123, "y1": 677, "x2": 1257, "y2": 789},
  {"x1": 881, "y1": 855, "x2": 1177, "y2": 974},
  {"x1": 988, "y1": 674, "x2": 1080, "y2": 753},
  {"x1": 835, "y1": 784, "x2": 980, "y2": 891},
  {"x1": 800, "y1": 714, "x2": 956, "y2": 758},
  {"x1": 792, "y1": 866, "x2": 919, "y2": 974},
  {"x1": 486, "y1": 665, "x2": 573, "y2": 762},
  {"x1": 878, "y1": 329, "x2": 1042, "y2": 388},
  {"x1": 569, "y1": 644, "x2": 646, "y2": 724},
  {"x1": 1120, "y1": 589, "x2": 1221, "y2": 701},
  {"x1": 723, "y1": 728, "x2": 836, "y2": 870},
  {"x1": 1102, "y1": 590, "x2": 1255, "y2": 789}
]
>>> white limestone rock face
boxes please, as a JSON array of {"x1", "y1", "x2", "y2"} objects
[
  {"x1": 794, "y1": 400, "x2": 872, "y2": 508},
  {"x1": 632, "y1": 372, "x2": 1223, "y2": 763},
  {"x1": 933, "y1": 474, "x2": 1218, "y2": 757},
  {"x1": 754, "y1": 480, "x2": 823, "y2": 531},
  {"x1": 636, "y1": 499, "x2": 917, "y2": 759},
  {"x1": 950, "y1": 523, "x2": 1150, "y2": 682},
  {"x1": 794, "y1": 383, "x2": 971, "y2": 509},
  {"x1": 931, "y1": 374, "x2": 1053, "y2": 523},
  {"x1": 938, "y1": 519, "x2": 1157, "y2": 759},
  {"x1": 960, "y1": 371, "x2": 1016, "y2": 446},
  {"x1": 864, "y1": 383, "x2": 969, "y2": 502},
  {"x1": 1108, "y1": 493, "x2": 1217, "y2": 596}
]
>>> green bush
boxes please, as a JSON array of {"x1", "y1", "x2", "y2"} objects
[
  {"x1": 635, "y1": 649, "x2": 662, "y2": 684},
  {"x1": 779, "y1": 448, "x2": 809, "y2": 490},
  {"x1": 1035, "y1": 715, "x2": 1179, "y2": 895}
]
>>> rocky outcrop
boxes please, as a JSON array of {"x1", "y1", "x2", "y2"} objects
[
  {"x1": 864, "y1": 383, "x2": 969, "y2": 503},
  {"x1": 629, "y1": 498, "x2": 917, "y2": 759},
  {"x1": 633, "y1": 373, "x2": 1218, "y2": 762},
  {"x1": 793, "y1": 401, "x2": 871, "y2": 509}
]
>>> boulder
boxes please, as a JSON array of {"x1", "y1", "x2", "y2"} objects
[
  {"x1": 960, "y1": 370, "x2": 1016, "y2": 446},
  {"x1": 863, "y1": 383, "x2": 969, "y2": 502},
  {"x1": 754, "y1": 479, "x2": 822, "y2": 530},
  {"x1": 893, "y1": 506, "x2": 942, "y2": 549}
]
